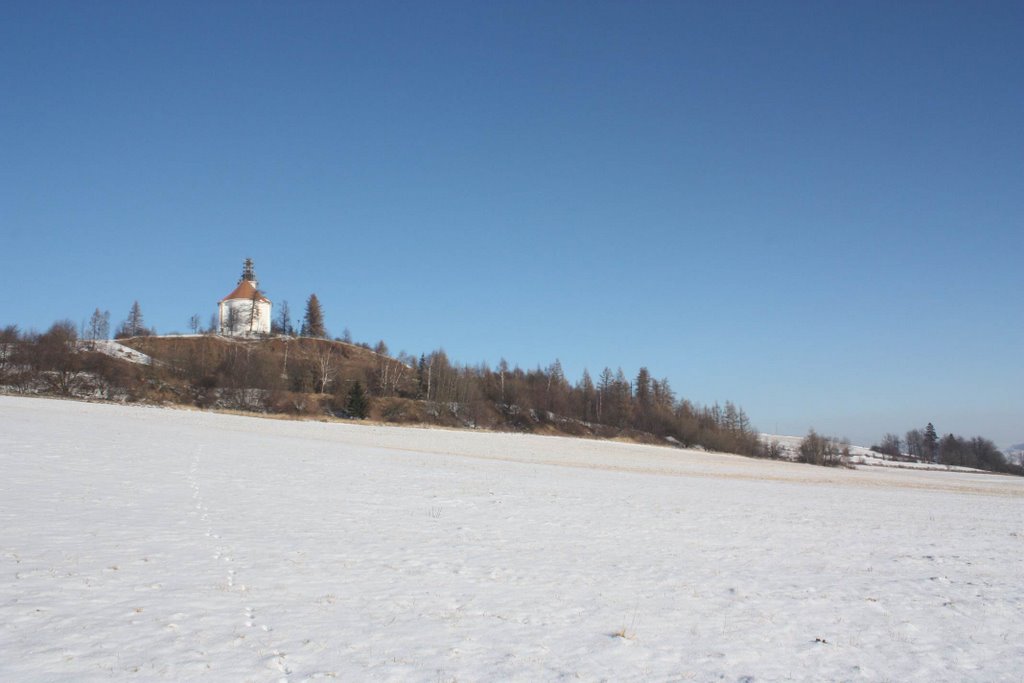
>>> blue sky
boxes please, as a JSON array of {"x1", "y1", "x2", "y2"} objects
[{"x1": 2, "y1": 1, "x2": 1022, "y2": 446}]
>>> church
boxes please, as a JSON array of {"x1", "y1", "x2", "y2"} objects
[{"x1": 219, "y1": 258, "x2": 272, "y2": 336}]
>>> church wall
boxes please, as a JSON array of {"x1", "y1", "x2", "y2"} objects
[{"x1": 219, "y1": 299, "x2": 272, "y2": 336}]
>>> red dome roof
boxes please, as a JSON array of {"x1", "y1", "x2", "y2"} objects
[{"x1": 220, "y1": 280, "x2": 270, "y2": 303}]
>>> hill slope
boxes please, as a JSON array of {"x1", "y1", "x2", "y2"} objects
[{"x1": 116, "y1": 335, "x2": 697, "y2": 442}]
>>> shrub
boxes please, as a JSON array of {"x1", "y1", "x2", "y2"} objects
[{"x1": 798, "y1": 429, "x2": 846, "y2": 467}]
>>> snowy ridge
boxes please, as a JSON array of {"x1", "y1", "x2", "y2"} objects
[
  {"x1": 2, "y1": 397, "x2": 1022, "y2": 681},
  {"x1": 86, "y1": 339, "x2": 155, "y2": 366}
]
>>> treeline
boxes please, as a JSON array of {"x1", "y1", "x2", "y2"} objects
[
  {"x1": 0, "y1": 320, "x2": 764, "y2": 457},
  {"x1": 402, "y1": 351, "x2": 763, "y2": 455},
  {"x1": 872, "y1": 422, "x2": 1019, "y2": 475},
  {"x1": 4, "y1": 317, "x2": 1017, "y2": 474}
]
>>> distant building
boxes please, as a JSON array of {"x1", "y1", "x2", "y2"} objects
[{"x1": 219, "y1": 258, "x2": 272, "y2": 336}]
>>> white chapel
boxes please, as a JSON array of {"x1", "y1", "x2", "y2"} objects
[{"x1": 219, "y1": 258, "x2": 272, "y2": 336}]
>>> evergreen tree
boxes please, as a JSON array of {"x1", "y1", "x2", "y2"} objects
[
  {"x1": 346, "y1": 380, "x2": 369, "y2": 418},
  {"x1": 301, "y1": 294, "x2": 326, "y2": 338},
  {"x1": 417, "y1": 354, "x2": 429, "y2": 399},
  {"x1": 924, "y1": 422, "x2": 939, "y2": 463}
]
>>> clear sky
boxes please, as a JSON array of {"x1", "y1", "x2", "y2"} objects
[{"x1": 2, "y1": 1, "x2": 1021, "y2": 446}]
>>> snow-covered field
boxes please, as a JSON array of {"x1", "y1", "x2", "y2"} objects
[{"x1": 2, "y1": 397, "x2": 1022, "y2": 682}]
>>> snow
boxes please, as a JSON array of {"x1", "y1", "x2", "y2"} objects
[
  {"x1": 761, "y1": 433, "x2": 873, "y2": 457},
  {"x1": 87, "y1": 340, "x2": 155, "y2": 366},
  {"x1": 759, "y1": 433, "x2": 988, "y2": 473},
  {"x1": 2, "y1": 396, "x2": 1022, "y2": 681}
]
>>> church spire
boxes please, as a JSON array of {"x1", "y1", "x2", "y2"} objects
[{"x1": 239, "y1": 258, "x2": 257, "y2": 286}]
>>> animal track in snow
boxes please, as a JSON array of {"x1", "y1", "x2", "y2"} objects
[
  {"x1": 267, "y1": 649, "x2": 292, "y2": 680},
  {"x1": 188, "y1": 445, "x2": 291, "y2": 680}
]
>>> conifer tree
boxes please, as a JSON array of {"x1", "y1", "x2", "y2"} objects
[
  {"x1": 301, "y1": 294, "x2": 326, "y2": 338},
  {"x1": 924, "y1": 422, "x2": 939, "y2": 463},
  {"x1": 417, "y1": 354, "x2": 429, "y2": 399},
  {"x1": 346, "y1": 380, "x2": 369, "y2": 418},
  {"x1": 116, "y1": 301, "x2": 148, "y2": 338}
]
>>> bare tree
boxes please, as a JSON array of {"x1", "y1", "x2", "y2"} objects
[
  {"x1": 0, "y1": 324, "x2": 19, "y2": 375},
  {"x1": 189, "y1": 314, "x2": 202, "y2": 334},
  {"x1": 374, "y1": 355, "x2": 407, "y2": 397},
  {"x1": 497, "y1": 358, "x2": 509, "y2": 405},
  {"x1": 223, "y1": 306, "x2": 240, "y2": 335},
  {"x1": 905, "y1": 429, "x2": 925, "y2": 460},
  {"x1": 597, "y1": 367, "x2": 615, "y2": 422},
  {"x1": 798, "y1": 429, "x2": 844, "y2": 467},
  {"x1": 274, "y1": 300, "x2": 293, "y2": 336},
  {"x1": 247, "y1": 289, "x2": 262, "y2": 334},
  {"x1": 37, "y1": 320, "x2": 82, "y2": 395},
  {"x1": 872, "y1": 433, "x2": 902, "y2": 458},
  {"x1": 313, "y1": 343, "x2": 336, "y2": 393},
  {"x1": 116, "y1": 301, "x2": 147, "y2": 338},
  {"x1": 87, "y1": 308, "x2": 110, "y2": 345},
  {"x1": 576, "y1": 368, "x2": 596, "y2": 422}
]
